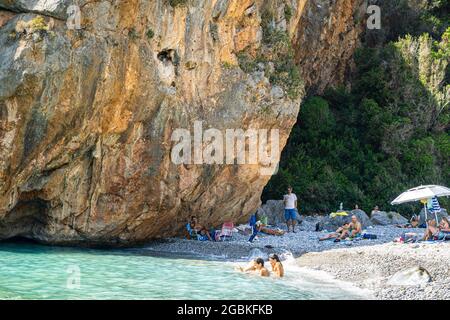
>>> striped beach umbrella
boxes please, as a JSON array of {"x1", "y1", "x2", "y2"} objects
[
  {"x1": 391, "y1": 185, "x2": 450, "y2": 226},
  {"x1": 429, "y1": 196, "x2": 442, "y2": 222},
  {"x1": 431, "y1": 196, "x2": 441, "y2": 213}
]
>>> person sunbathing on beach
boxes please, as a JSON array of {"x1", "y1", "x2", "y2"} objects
[
  {"x1": 371, "y1": 206, "x2": 380, "y2": 216},
  {"x1": 187, "y1": 216, "x2": 213, "y2": 241},
  {"x1": 249, "y1": 221, "x2": 286, "y2": 243},
  {"x1": 236, "y1": 258, "x2": 270, "y2": 277},
  {"x1": 197, "y1": 227, "x2": 213, "y2": 241},
  {"x1": 188, "y1": 216, "x2": 202, "y2": 231},
  {"x1": 262, "y1": 227, "x2": 285, "y2": 236},
  {"x1": 423, "y1": 218, "x2": 450, "y2": 241},
  {"x1": 256, "y1": 221, "x2": 285, "y2": 236},
  {"x1": 269, "y1": 254, "x2": 284, "y2": 277},
  {"x1": 335, "y1": 215, "x2": 362, "y2": 241},
  {"x1": 185, "y1": 216, "x2": 198, "y2": 239},
  {"x1": 319, "y1": 223, "x2": 350, "y2": 241},
  {"x1": 396, "y1": 215, "x2": 419, "y2": 228}
]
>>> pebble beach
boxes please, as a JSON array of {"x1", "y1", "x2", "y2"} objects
[
  {"x1": 298, "y1": 242, "x2": 450, "y2": 300},
  {"x1": 144, "y1": 224, "x2": 450, "y2": 300}
]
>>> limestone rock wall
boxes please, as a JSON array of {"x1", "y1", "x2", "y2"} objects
[
  {"x1": 0, "y1": 0, "x2": 364, "y2": 245},
  {"x1": 293, "y1": 0, "x2": 366, "y2": 93}
]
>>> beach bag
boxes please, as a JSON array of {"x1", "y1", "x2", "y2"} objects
[
  {"x1": 362, "y1": 233, "x2": 377, "y2": 240},
  {"x1": 330, "y1": 211, "x2": 348, "y2": 218},
  {"x1": 402, "y1": 232, "x2": 419, "y2": 243},
  {"x1": 260, "y1": 215, "x2": 268, "y2": 226},
  {"x1": 315, "y1": 222, "x2": 323, "y2": 232}
]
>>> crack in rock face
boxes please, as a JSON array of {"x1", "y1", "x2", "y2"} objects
[{"x1": 0, "y1": 0, "x2": 364, "y2": 246}]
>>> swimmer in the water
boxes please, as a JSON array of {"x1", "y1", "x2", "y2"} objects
[
  {"x1": 236, "y1": 258, "x2": 269, "y2": 277},
  {"x1": 269, "y1": 254, "x2": 284, "y2": 277}
]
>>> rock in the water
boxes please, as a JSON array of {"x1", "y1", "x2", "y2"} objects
[{"x1": 387, "y1": 267, "x2": 432, "y2": 286}]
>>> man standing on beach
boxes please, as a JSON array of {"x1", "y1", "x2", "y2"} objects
[{"x1": 283, "y1": 186, "x2": 298, "y2": 233}]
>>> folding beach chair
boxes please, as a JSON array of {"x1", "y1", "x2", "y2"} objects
[
  {"x1": 219, "y1": 222, "x2": 234, "y2": 241},
  {"x1": 440, "y1": 231, "x2": 450, "y2": 241}
]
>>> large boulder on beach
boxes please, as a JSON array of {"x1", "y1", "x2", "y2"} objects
[
  {"x1": 387, "y1": 267, "x2": 432, "y2": 286},
  {"x1": 258, "y1": 200, "x2": 307, "y2": 226},
  {"x1": 371, "y1": 211, "x2": 390, "y2": 225},
  {"x1": 390, "y1": 212, "x2": 409, "y2": 225},
  {"x1": 351, "y1": 209, "x2": 372, "y2": 227},
  {"x1": 419, "y1": 208, "x2": 448, "y2": 225},
  {"x1": 257, "y1": 200, "x2": 285, "y2": 226},
  {"x1": 320, "y1": 215, "x2": 348, "y2": 231},
  {"x1": 371, "y1": 211, "x2": 408, "y2": 225},
  {"x1": 300, "y1": 215, "x2": 323, "y2": 231},
  {"x1": 320, "y1": 209, "x2": 371, "y2": 231}
]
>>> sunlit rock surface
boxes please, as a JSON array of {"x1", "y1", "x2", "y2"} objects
[{"x1": 0, "y1": 0, "x2": 364, "y2": 245}]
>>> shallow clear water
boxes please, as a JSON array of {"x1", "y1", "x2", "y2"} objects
[{"x1": 0, "y1": 243, "x2": 369, "y2": 300}]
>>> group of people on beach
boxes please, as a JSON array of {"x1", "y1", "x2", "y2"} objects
[
  {"x1": 372, "y1": 204, "x2": 450, "y2": 241},
  {"x1": 186, "y1": 185, "x2": 449, "y2": 280},
  {"x1": 185, "y1": 186, "x2": 299, "y2": 242},
  {"x1": 235, "y1": 187, "x2": 295, "y2": 278},
  {"x1": 423, "y1": 216, "x2": 450, "y2": 241},
  {"x1": 236, "y1": 254, "x2": 284, "y2": 277},
  {"x1": 318, "y1": 204, "x2": 450, "y2": 243},
  {"x1": 318, "y1": 214, "x2": 363, "y2": 242}
]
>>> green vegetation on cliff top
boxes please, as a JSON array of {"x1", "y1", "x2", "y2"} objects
[{"x1": 263, "y1": 2, "x2": 449, "y2": 216}]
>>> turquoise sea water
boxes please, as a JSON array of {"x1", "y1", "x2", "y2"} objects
[{"x1": 0, "y1": 243, "x2": 369, "y2": 300}]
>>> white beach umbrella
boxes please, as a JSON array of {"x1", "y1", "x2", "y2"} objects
[{"x1": 391, "y1": 185, "x2": 450, "y2": 224}]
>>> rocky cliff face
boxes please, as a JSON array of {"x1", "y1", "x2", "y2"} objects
[
  {"x1": 0, "y1": 0, "x2": 364, "y2": 245},
  {"x1": 293, "y1": 0, "x2": 366, "y2": 93}
]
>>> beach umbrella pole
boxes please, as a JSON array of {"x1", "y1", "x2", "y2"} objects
[{"x1": 424, "y1": 202, "x2": 428, "y2": 227}]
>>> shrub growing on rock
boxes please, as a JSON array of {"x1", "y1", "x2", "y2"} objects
[
  {"x1": 169, "y1": 0, "x2": 187, "y2": 7},
  {"x1": 146, "y1": 28, "x2": 154, "y2": 40},
  {"x1": 14, "y1": 16, "x2": 49, "y2": 36}
]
